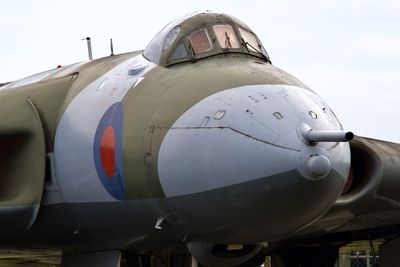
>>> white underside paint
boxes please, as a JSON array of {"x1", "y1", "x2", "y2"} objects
[{"x1": 158, "y1": 84, "x2": 350, "y2": 197}]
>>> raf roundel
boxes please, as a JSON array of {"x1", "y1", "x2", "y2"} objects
[{"x1": 93, "y1": 102, "x2": 125, "y2": 200}]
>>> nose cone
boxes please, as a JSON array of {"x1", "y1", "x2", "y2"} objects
[{"x1": 158, "y1": 84, "x2": 350, "y2": 240}]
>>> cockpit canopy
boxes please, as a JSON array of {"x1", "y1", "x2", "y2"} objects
[{"x1": 143, "y1": 12, "x2": 270, "y2": 67}]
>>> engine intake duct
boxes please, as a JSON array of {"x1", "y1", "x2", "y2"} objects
[{"x1": 340, "y1": 136, "x2": 400, "y2": 202}]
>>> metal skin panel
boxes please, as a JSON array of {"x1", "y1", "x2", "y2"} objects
[
  {"x1": 121, "y1": 56, "x2": 310, "y2": 200},
  {"x1": 0, "y1": 51, "x2": 347, "y2": 251},
  {"x1": 0, "y1": 170, "x2": 345, "y2": 250},
  {"x1": 55, "y1": 52, "x2": 140, "y2": 123},
  {"x1": 0, "y1": 75, "x2": 79, "y2": 230},
  {"x1": 54, "y1": 55, "x2": 155, "y2": 203},
  {"x1": 158, "y1": 84, "x2": 350, "y2": 197},
  {"x1": 0, "y1": 53, "x2": 353, "y2": 264}
]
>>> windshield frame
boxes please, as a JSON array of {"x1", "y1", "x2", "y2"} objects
[{"x1": 143, "y1": 12, "x2": 271, "y2": 67}]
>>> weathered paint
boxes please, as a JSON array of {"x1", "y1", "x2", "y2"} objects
[
  {"x1": 0, "y1": 12, "x2": 398, "y2": 267},
  {"x1": 54, "y1": 54, "x2": 155, "y2": 203},
  {"x1": 158, "y1": 84, "x2": 349, "y2": 197}
]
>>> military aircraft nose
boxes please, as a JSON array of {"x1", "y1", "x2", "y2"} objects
[{"x1": 157, "y1": 84, "x2": 351, "y2": 240}]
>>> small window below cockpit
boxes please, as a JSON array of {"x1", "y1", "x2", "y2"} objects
[
  {"x1": 239, "y1": 28, "x2": 260, "y2": 52},
  {"x1": 213, "y1": 25, "x2": 240, "y2": 49},
  {"x1": 189, "y1": 28, "x2": 212, "y2": 54}
]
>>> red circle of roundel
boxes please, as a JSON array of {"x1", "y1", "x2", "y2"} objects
[
  {"x1": 100, "y1": 125, "x2": 115, "y2": 177},
  {"x1": 93, "y1": 102, "x2": 124, "y2": 200}
]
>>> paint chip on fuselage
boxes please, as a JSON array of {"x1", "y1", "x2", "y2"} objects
[{"x1": 214, "y1": 111, "x2": 226, "y2": 120}]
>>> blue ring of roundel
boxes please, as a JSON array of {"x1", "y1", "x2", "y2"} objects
[{"x1": 93, "y1": 102, "x2": 125, "y2": 200}]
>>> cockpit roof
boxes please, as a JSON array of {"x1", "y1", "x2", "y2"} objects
[{"x1": 143, "y1": 12, "x2": 270, "y2": 67}]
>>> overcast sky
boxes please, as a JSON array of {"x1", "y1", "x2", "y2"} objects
[{"x1": 1, "y1": 0, "x2": 399, "y2": 142}]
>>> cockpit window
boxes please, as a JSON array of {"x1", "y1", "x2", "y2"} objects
[
  {"x1": 143, "y1": 12, "x2": 271, "y2": 66},
  {"x1": 170, "y1": 43, "x2": 188, "y2": 59},
  {"x1": 189, "y1": 28, "x2": 212, "y2": 54},
  {"x1": 213, "y1": 25, "x2": 240, "y2": 49},
  {"x1": 239, "y1": 28, "x2": 260, "y2": 52},
  {"x1": 163, "y1": 26, "x2": 181, "y2": 51}
]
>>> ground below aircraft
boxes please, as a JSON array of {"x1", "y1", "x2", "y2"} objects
[{"x1": 0, "y1": 11, "x2": 399, "y2": 267}]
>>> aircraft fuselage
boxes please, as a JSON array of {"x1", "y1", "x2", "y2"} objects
[{"x1": 0, "y1": 51, "x2": 350, "y2": 254}]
